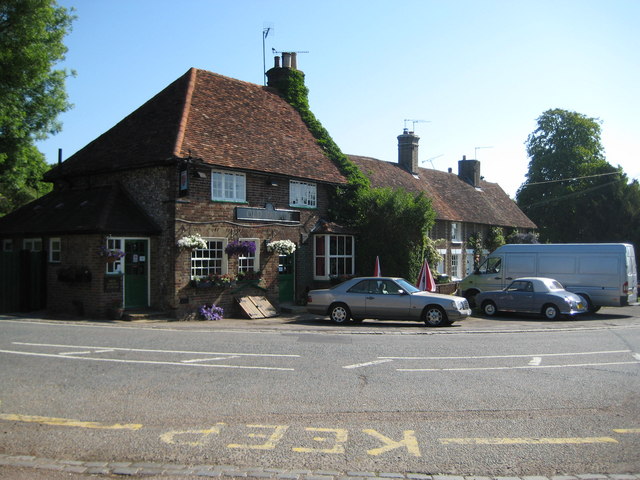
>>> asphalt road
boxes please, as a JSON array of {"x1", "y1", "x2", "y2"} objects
[{"x1": 1, "y1": 307, "x2": 639, "y2": 478}]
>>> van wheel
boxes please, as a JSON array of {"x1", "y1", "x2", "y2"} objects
[
  {"x1": 464, "y1": 290, "x2": 479, "y2": 308},
  {"x1": 580, "y1": 294, "x2": 601, "y2": 313},
  {"x1": 423, "y1": 306, "x2": 448, "y2": 327},
  {"x1": 329, "y1": 303, "x2": 351, "y2": 324},
  {"x1": 481, "y1": 300, "x2": 498, "y2": 317},
  {"x1": 542, "y1": 304, "x2": 560, "y2": 320}
]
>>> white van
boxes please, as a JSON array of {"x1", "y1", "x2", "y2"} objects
[{"x1": 459, "y1": 243, "x2": 638, "y2": 312}]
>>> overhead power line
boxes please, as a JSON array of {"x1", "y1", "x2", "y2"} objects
[{"x1": 523, "y1": 171, "x2": 619, "y2": 187}]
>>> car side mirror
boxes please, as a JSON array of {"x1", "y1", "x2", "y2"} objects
[{"x1": 398, "y1": 289, "x2": 407, "y2": 295}]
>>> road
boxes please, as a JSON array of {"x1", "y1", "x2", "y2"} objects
[{"x1": 0, "y1": 308, "x2": 639, "y2": 479}]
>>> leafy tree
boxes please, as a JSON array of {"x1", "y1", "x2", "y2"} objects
[
  {"x1": 486, "y1": 226, "x2": 505, "y2": 253},
  {"x1": 353, "y1": 187, "x2": 436, "y2": 281},
  {"x1": 505, "y1": 231, "x2": 539, "y2": 244},
  {"x1": 0, "y1": 0, "x2": 75, "y2": 215},
  {"x1": 517, "y1": 109, "x2": 621, "y2": 243}
]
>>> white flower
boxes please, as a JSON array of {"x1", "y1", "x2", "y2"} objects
[
  {"x1": 177, "y1": 233, "x2": 208, "y2": 250},
  {"x1": 266, "y1": 239, "x2": 296, "y2": 255}
]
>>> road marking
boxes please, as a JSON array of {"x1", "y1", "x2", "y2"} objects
[
  {"x1": 439, "y1": 436, "x2": 618, "y2": 445},
  {"x1": 0, "y1": 413, "x2": 142, "y2": 430},
  {"x1": 381, "y1": 350, "x2": 631, "y2": 360},
  {"x1": 181, "y1": 356, "x2": 241, "y2": 363},
  {"x1": 398, "y1": 361, "x2": 640, "y2": 372},
  {"x1": 12, "y1": 342, "x2": 299, "y2": 357},
  {"x1": 633, "y1": 353, "x2": 640, "y2": 361},
  {"x1": 0, "y1": 349, "x2": 295, "y2": 371},
  {"x1": 343, "y1": 359, "x2": 393, "y2": 369},
  {"x1": 529, "y1": 356, "x2": 542, "y2": 366},
  {"x1": 613, "y1": 428, "x2": 640, "y2": 434}
]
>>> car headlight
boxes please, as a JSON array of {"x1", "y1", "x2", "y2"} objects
[{"x1": 451, "y1": 300, "x2": 466, "y2": 310}]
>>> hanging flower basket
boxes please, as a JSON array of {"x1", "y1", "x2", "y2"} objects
[
  {"x1": 225, "y1": 240, "x2": 256, "y2": 258},
  {"x1": 177, "y1": 233, "x2": 207, "y2": 250},
  {"x1": 98, "y1": 246, "x2": 125, "y2": 262},
  {"x1": 266, "y1": 239, "x2": 296, "y2": 255}
]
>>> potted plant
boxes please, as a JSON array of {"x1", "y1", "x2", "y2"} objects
[
  {"x1": 225, "y1": 240, "x2": 256, "y2": 258},
  {"x1": 266, "y1": 239, "x2": 296, "y2": 255},
  {"x1": 177, "y1": 233, "x2": 208, "y2": 251}
]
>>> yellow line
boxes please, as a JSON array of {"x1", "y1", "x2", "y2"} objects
[
  {"x1": 0, "y1": 413, "x2": 142, "y2": 430},
  {"x1": 440, "y1": 437, "x2": 618, "y2": 445},
  {"x1": 613, "y1": 428, "x2": 640, "y2": 434}
]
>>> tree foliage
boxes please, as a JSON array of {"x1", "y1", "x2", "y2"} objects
[
  {"x1": 353, "y1": 187, "x2": 436, "y2": 281},
  {"x1": 0, "y1": 0, "x2": 75, "y2": 215},
  {"x1": 517, "y1": 109, "x2": 628, "y2": 242}
]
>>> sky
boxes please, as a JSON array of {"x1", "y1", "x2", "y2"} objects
[{"x1": 37, "y1": 0, "x2": 640, "y2": 198}]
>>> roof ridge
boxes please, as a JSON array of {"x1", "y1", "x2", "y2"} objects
[{"x1": 173, "y1": 67, "x2": 198, "y2": 157}]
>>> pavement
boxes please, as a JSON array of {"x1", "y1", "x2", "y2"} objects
[{"x1": 2, "y1": 307, "x2": 639, "y2": 479}]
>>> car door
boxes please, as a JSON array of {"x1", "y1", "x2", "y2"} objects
[
  {"x1": 345, "y1": 279, "x2": 371, "y2": 318},
  {"x1": 365, "y1": 279, "x2": 411, "y2": 319},
  {"x1": 500, "y1": 280, "x2": 534, "y2": 312}
]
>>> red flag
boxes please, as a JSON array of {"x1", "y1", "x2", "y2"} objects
[
  {"x1": 416, "y1": 258, "x2": 436, "y2": 292},
  {"x1": 374, "y1": 256, "x2": 381, "y2": 276}
]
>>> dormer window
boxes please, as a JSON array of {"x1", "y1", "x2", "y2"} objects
[
  {"x1": 289, "y1": 180, "x2": 317, "y2": 208},
  {"x1": 211, "y1": 170, "x2": 246, "y2": 202}
]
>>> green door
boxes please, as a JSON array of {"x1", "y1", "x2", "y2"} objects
[
  {"x1": 124, "y1": 239, "x2": 148, "y2": 308},
  {"x1": 278, "y1": 253, "x2": 294, "y2": 303}
]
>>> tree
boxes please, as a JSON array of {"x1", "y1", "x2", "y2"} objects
[
  {"x1": 354, "y1": 187, "x2": 436, "y2": 282},
  {"x1": 516, "y1": 109, "x2": 622, "y2": 243},
  {"x1": 0, "y1": 0, "x2": 75, "y2": 215}
]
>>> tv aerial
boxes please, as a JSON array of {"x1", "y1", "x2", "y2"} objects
[
  {"x1": 422, "y1": 154, "x2": 443, "y2": 169},
  {"x1": 403, "y1": 119, "x2": 431, "y2": 132}
]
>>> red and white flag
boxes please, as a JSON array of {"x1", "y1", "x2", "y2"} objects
[
  {"x1": 374, "y1": 256, "x2": 381, "y2": 277},
  {"x1": 416, "y1": 258, "x2": 436, "y2": 292}
]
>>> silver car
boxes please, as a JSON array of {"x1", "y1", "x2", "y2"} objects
[
  {"x1": 475, "y1": 277, "x2": 588, "y2": 320},
  {"x1": 306, "y1": 276, "x2": 471, "y2": 327}
]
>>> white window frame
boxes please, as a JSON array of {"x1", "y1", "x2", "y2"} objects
[
  {"x1": 2, "y1": 239, "x2": 13, "y2": 252},
  {"x1": 451, "y1": 222, "x2": 462, "y2": 243},
  {"x1": 23, "y1": 238, "x2": 42, "y2": 252},
  {"x1": 238, "y1": 237, "x2": 260, "y2": 273},
  {"x1": 211, "y1": 170, "x2": 246, "y2": 202},
  {"x1": 436, "y1": 249, "x2": 447, "y2": 274},
  {"x1": 49, "y1": 237, "x2": 61, "y2": 263},
  {"x1": 289, "y1": 180, "x2": 317, "y2": 208},
  {"x1": 106, "y1": 237, "x2": 124, "y2": 274},
  {"x1": 191, "y1": 238, "x2": 228, "y2": 279},
  {"x1": 451, "y1": 248, "x2": 462, "y2": 279},
  {"x1": 313, "y1": 234, "x2": 355, "y2": 280}
]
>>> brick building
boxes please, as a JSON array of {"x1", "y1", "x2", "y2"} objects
[
  {"x1": 0, "y1": 58, "x2": 350, "y2": 318},
  {"x1": 350, "y1": 129, "x2": 537, "y2": 281}
]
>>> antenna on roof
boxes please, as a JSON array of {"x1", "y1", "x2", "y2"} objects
[
  {"x1": 474, "y1": 145, "x2": 493, "y2": 159},
  {"x1": 422, "y1": 154, "x2": 443, "y2": 169},
  {"x1": 262, "y1": 23, "x2": 274, "y2": 85},
  {"x1": 403, "y1": 119, "x2": 430, "y2": 132}
]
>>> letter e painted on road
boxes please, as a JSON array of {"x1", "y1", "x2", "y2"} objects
[
  {"x1": 227, "y1": 424, "x2": 289, "y2": 450},
  {"x1": 363, "y1": 429, "x2": 421, "y2": 457},
  {"x1": 293, "y1": 427, "x2": 348, "y2": 454}
]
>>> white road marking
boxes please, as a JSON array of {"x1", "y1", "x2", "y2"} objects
[
  {"x1": 343, "y1": 359, "x2": 394, "y2": 369},
  {"x1": 633, "y1": 353, "x2": 640, "y2": 361},
  {"x1": 0, "y1": 349, "x2": 295, "y2": 371},
  {"x1": 381, "y1": 350, "x2": 631, "y2": 360},
  {"x1": 529, "y1": 356, "x2": 542, "y2": 366},
  {"x1": 59, "y1": 351, "x2": 93, "y2": 356},
  {"x1": 398, "y1": 361, "x2": 640, "y2": 372},
  {"x1": 181, "y1": 356, "x2": 241, "y2": 363},
  {"x1": 12, "y1": 342, "x2": 299, "y2": 358}
]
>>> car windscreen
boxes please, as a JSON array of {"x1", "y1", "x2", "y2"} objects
[{"x1": 395, "y1": 278, "x2": 421, "y2": 294}]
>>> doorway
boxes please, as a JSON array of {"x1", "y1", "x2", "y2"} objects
[
  {"x1": 278, "y1": 253, "x2": 294, "y2": 303},
  {"x1": 124, "y1": 239, "x2": 148, "y2": 308}
]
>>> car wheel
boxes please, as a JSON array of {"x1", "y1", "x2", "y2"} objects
[
  {"x1": 481, "y1": 300, "x2": 498, "y2": 317},
  {"x1": 329, "y1": 303, "x2": 351, "y2": 324},
  {"x1": 579, "y1": 294, "x2": 601, "y2": 313},
  {"x1": 542, "y1": 304, "x2": 560, "y2": 320},
  {"x1": 423, "y1": 305, "x2": 448, "y2": 327}
]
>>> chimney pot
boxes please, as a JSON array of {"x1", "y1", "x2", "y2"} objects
[
  {"x1": 282, "y1": 52, "x2": 292, "y2": 68},
  {"x1": 274, "y1": 56, "x2": 280, "y2": 68}
]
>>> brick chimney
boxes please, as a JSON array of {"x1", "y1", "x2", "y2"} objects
[
  {"x1": 266, "y1": 53, "x2": 303, "y2": 91},
  {"x1": 398, "y1": 128, "x2": 420, "y2": 174},
  {"x1": 458, "y1": 155, "x2": 481, "y2": 187}
]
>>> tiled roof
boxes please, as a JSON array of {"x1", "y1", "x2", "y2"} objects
[
  {"x1": 45, "y1": 68, "x2": 347, "y2": 185},
  {"x1": 349, "y1": 155, "x2": 537, "y2": 229},
  {"x1": 0, "y1": 185, "x2": 162, "y2": 236}
]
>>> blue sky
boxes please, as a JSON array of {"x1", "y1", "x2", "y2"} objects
[{"x1": 37, "y1": 0, "x2": 640, "y2": 197}]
